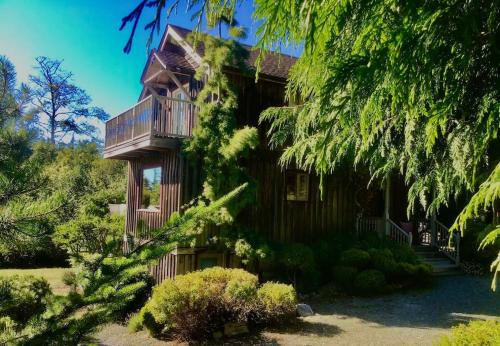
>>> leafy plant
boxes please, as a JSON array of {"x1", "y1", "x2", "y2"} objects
[
  {"x1": 353, "y1": 269, "x2": 386, "y2": 296},
  {"x1": 340, "y1": 249, "x2": 371, "y2": 269},
  {"x1": 0, "y1": 275, "x2": 52, "y2": 326},
  {"x1": 54, "y1": 214, "x2": 123, "y2": 256},
  {"x1": 135, "y1": 267, "x2": 297, "y2": 340},
  {"x1": 332, "y1": 265, "x2": 358, "y2": 289},
  {"x1": 437, "y1": 320, "x2": 500, "y2": 346},
  {"x1": 277, "y1": 242, "x2": 316, "y2": 289},
  {"x1": 256, "y1": 282, "x2": 297, "y2": 322}
]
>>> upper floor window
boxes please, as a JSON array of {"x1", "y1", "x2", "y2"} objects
[{"x1": 286, "y1": 171, "x2": 309, "y2": 201}]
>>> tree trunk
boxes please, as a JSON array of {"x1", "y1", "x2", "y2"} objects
[{"x1": 50, "y1": 116, "x2": 56, "y2": 144}]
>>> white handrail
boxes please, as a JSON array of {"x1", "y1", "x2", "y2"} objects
[
  {"x1": 356, "y1": 216, "x2": 384, "y2": 235},
  {"x1": 387, "y1": 218, "x2": 412, "y2": 246},
  {"x1": 434, "y1": 220, "x2": 460, "y2": 265}
]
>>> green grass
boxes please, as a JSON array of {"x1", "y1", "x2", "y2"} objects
[{"x1": 0, "y1": 268, "x2": 72, "y2": 295}]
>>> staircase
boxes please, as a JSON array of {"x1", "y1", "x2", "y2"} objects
[
  {"x1": 357, "y1": 216, "x2": 462, "y2": 276},
  {"x1": 414, "y1": 245, "x2": 462, "y2": 276}
]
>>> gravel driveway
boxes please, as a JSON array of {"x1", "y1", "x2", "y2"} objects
[{"x1": 96, "y1": 275, "x2": 500, "y2": 345}]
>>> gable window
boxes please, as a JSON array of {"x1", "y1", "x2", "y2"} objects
[{"x1": 285, "y1": 171, "x2": 309, "y2": 201}]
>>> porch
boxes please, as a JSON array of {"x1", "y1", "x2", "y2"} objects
[
  {"x1": 356, "y1": 178, "x2": 461, "y2": 270},
  {"x1": 103, "y1": 94, "x2": 197, "y2": 159}
]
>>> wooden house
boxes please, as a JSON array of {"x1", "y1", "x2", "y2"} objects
[{"x1": 104, "y1": 25, "x2": 460, "y2": 282}]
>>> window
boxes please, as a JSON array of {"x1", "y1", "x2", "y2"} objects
[
  {"x1": 142, "y1": 167, "x2": 161, "y2": 210},
  {"x1": 286, "y1": 171, "x2": 309, "y2": 201}
]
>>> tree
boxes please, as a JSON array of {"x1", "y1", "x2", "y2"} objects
[
  {"x1": 0, "y1": 56, "x2": 62, "y2": 257},
  {"x1": 122, "y1": 0, "x2": 500, "y2": 286},
  {"x1": 253, "y1": 0, "x2": 499, "y2": 286},
  {"x1": 29, "y1": 56, "x2": 108, "y2": 144}
]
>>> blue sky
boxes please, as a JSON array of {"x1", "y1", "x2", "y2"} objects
[{"x1": 0, "y1": 0, "x2": 298, "y2": 139}]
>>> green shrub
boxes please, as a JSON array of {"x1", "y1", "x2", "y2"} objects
[
  {"x1": 0, "y1": 316, "x2": 18, "y2": 345},
  {"x1": 340, "y1": 249, "x2": 371, "y2": 269},
  {"x1": 392, "y1": 262, "x2": 432, "y2": 287},
  {"x1": 390, "y1": 244, "x2": 419, "y2": 264},
  {"x1": 142, "y1": 267, "x2": 297, "y2": 340},
  {"x1": 256, "y1": 282, "x2": 297, "y2": 322},
  {"x1": 145, "y1": 268, "x2": 256, "y2": 339},
  {"x1": 0, "y1": 275, "x2": 52, "y2": 325},
  {"x1": 437, "y1": 320, "x2": 500, "y2": 346},
  {"x1": 54, "y1": 214, "x2": 124, "y2": 256},
  {"x1": 128, "y1": 312, "x2": 144, "y2": 333},
  {"x1": 368, "y1": 248, "x2": 398, "y2": 278},
  {"x1": 353, "y1": 269, "x2": 386, "y2": 295},
  {"x1": 332, "y1": 265, "x2": 358, "y2": 288},
  {"x1": 312, "y1": 233, "x2": 357, "y2": 277}
]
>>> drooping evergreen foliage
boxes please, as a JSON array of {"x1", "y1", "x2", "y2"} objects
[
  {"x1": 252, "y1": 0, "x2": 500, "y2": 288},
  {"x1": 452, "y1": 165, "x2": 500, "y2": 290},
  {"x1": 183, "y1": 31, "x2": 262, "y2": 260},
  {"x1": 256, "y1": 0, "x2": 499, "y2": 213}
]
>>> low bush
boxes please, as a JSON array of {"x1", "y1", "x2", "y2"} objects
[
  {"x1": 353, "y1": 269, "x2": 386, "y2": 295},
  {"x1": 278, "y1": 242, "x2": 317, "y2": 288},
  {"x1": 390, "y1": 244, "x2": 419, "y2": 264},
  {"x1": 0, "y1": 275, "x2": 52, "y2": 325},
  {"x1": 437, "y1": 320, "x2": 500, "y2": 346},
  {"x1": 256, "y1": 282, "x2": 297, "y2": 322},
  {"x1": 134, "y1": 267, "x2": 297, "y2": 340},
  {"x1": 393, "y1": 262, "x2": 433, "y2": 286},
  {"x1": 368, "y1": 248, "x2": 398, "y2": 277},
  {"x1": 340, "y1": 249, "x2": 371, "y2": 269},
  {"x1": 332, "y1": 265, "x2": 358, "y2": 288},
  {"x1": 0, "y1": 316, "x2": 17, "y2": 345}
]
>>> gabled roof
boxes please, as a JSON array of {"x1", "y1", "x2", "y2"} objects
[{"x1": 158, "y1": 24, "x2": 297, "y2": 80}]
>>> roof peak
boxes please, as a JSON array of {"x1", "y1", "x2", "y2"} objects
[{"x1": 165, "y1": 23, "x2": 299, "y2": 60}]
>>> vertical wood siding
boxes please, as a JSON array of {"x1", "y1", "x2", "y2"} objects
[
  {"x1": 123, "y1": 160, "x2": 143, "y2": 252},
  {"x1": 243, "y1": 153, "x2": 357, "y2": 243}
]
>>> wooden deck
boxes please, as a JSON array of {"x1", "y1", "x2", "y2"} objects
[{"x1": 104, "y1": 95, "x2": 197, "y2": 159}]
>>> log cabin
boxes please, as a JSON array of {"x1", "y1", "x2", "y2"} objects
[{"x1": 104, "y1": 25, "x2": 460, "y2": 282}]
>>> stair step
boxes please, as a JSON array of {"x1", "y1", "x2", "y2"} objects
[{"x1": 416, "y1": 252, "x2": 445, "y2": 258}]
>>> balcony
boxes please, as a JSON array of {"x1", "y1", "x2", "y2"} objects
[{"x1": 104, "y1": 95, "x2": 197, "y2": 159}]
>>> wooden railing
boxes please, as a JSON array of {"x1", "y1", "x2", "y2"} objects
[
  {"x1": 356, "y1": 216, "x2": 385, "y2": 235},
  {"x1": 387, "y1": 218, "x2": 413, "y2": 246},
  {"x1": 104, "y1": 95, "x2": 197, "y2": 149},
  {"x1": 434, "y1": 220, "x2": 460, "y2": 265}
]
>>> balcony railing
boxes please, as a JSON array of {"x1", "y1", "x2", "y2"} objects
[{"x1": 104, "y1": 94, "x2": 197, "y2": 149}]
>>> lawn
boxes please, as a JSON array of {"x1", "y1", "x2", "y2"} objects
[{"x1": 0, "y1": 267, "x2": 71, "y2": 295}]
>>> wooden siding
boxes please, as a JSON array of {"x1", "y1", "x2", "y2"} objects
[
  {"x1": 124, "y1": 160, "x2": 143, "y2": 252},
  {"x1": 242, "y1": 153, "x2": 357, "y2": 242}
]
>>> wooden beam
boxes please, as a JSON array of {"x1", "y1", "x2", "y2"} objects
[
  {"x1": 144, "y1": 69, "x2": 165, "y2": 84},
  {"x1": 153, "y1": 52, "x2": 192, "y2": 101}
]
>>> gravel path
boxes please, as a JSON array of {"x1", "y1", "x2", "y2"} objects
[{"x1": 95, "y1": 275, "x2": 499, "y2": 345}]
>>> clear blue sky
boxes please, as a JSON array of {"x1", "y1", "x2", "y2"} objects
[{"x1": 0, "y1": 0, "x2": 298, "y2": 139}]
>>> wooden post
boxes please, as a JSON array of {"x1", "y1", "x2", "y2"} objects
[
  {"x1": 384, "y1": 175, "x2": 391, "y2": 236},
  {"x1": 124, "y1": 160, "x2": 143, "y2": 253},
  {"x1": 430, "y1": 211, "x2": 437, "y2": 247}
]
